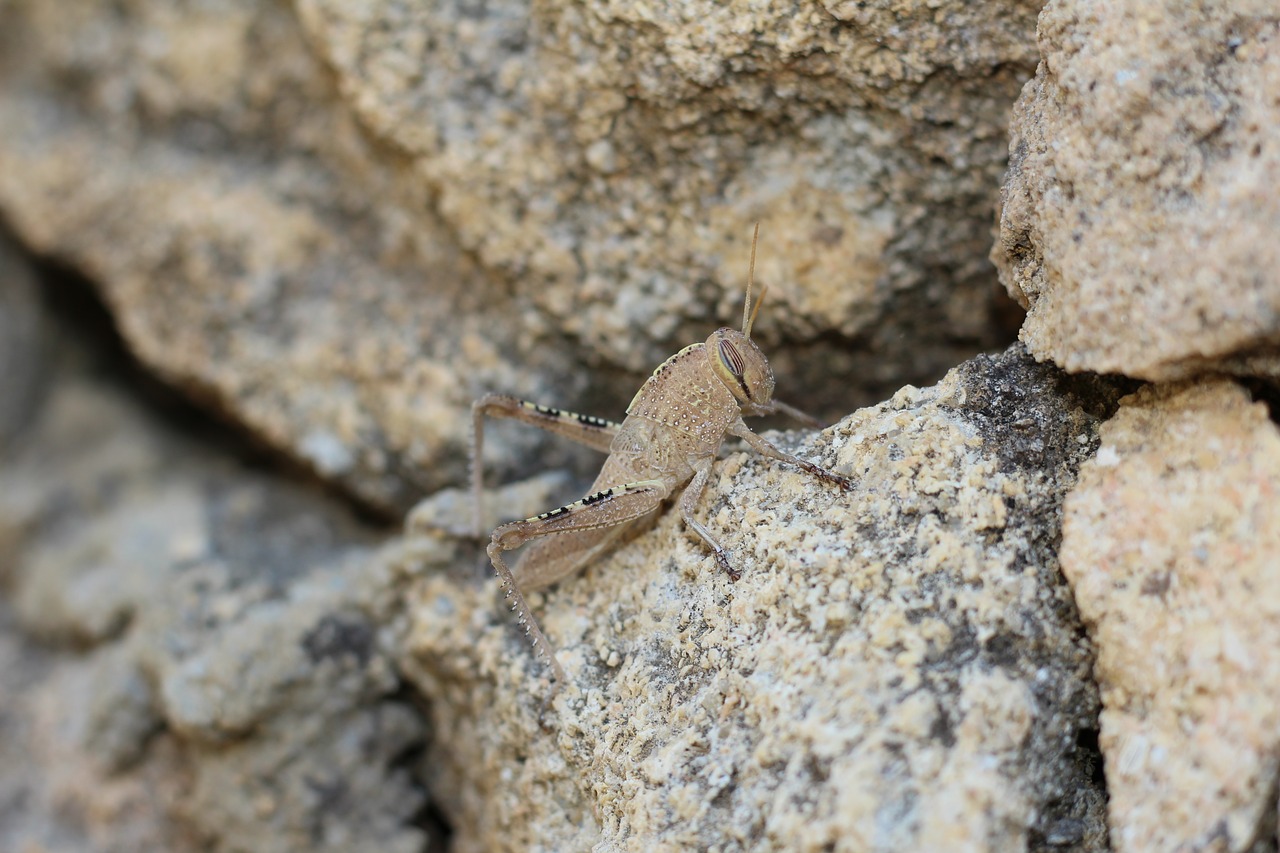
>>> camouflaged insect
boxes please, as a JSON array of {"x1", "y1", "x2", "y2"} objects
[{"x1": 471, "y1": 226, "x2": 854, "y2": 688}]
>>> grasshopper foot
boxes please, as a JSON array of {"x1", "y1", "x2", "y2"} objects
[
  {"x1": 797, "y1": 458, "x2": 855, "y2": 492},
  {"x1": 827, "y1": 472, "x2": 856, "y2": 492},
  {"x1": 714, "y1": 549, "x2": 742, "y2": 581}
]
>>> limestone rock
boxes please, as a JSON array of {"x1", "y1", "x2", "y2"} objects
[
  {"x1": 992, "y1": 1, "x2": 1280, "y2": 381},
  {"x1": 398, "y1": 345, "x2": 1120, "y2": 853},
  {"x1": 0, "y1": 0, "x2": 1036, "y2": 512},
  {"x1": 1061, "y1": 381, "x2": 1280, "y2": 853}
]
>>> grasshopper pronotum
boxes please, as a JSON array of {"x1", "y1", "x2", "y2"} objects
[{"x1": 472, "y1": 226, "x2": 854, "y2": 687}]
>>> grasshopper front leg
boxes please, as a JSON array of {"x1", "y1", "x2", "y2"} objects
[
  {"x1": 730, "y1": 418, "x2": 856, "y2": 493},
  {"x1": 677, "y1": 431, "x2": 852, "y2": 581},
  {"x1": 488, "y1": 479, "x2": 668, "y2": 687}
]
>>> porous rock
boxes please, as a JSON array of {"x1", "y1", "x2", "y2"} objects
[
  {"x1": 1061, "y1": 380, "x2": 1280, "y2": 853},
  {"x1": 397, "y1": 345, "x2": 1120, "y2": 852},
  {"x1": 993, "y1": 0, "x2": 1280, "y2": 381},
  {"x1": 0, "y1": 356, "x2": 432, "y2": 852},
  {"x1": 0, "y1": 0, "x2": 1036, "y2": 512}
]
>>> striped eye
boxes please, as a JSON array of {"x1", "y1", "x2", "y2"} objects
[{"x1": 718, "y1": 339, "x2": 746, "y2": 376}]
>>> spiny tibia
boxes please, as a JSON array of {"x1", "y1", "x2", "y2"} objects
[{"x1": 488, "y1": 548, "x2": 567, "y2": 683}]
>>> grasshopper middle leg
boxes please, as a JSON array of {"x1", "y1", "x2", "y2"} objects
[
  {"x1": 730, "y1": 418, "x2": 856, "y2": 493},
  {"x1": 677, "y1": 457, "x2": 740, "y2": 580}
]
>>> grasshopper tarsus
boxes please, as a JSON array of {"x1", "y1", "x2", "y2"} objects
[
  {"x1": 472, "y1": 225, "x2": 853, "y2": 691},
  {"x1": 717, "y1": 551, "x2": 742, "y2": 582},
  {"x1": 808, "y1": 464, "x2": 856, "y2": 492}
]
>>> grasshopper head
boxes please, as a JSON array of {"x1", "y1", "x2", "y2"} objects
[
  {"x1": 708, "y1": 327, "x2": 775, "y2": 407},
  {"x1": 708, "y1": 222, "x2": 777, "y2": 407}
]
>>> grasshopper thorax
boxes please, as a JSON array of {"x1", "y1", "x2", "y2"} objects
[{"x1": 707, "y1": 327, "x2": 776, "y2": 408}]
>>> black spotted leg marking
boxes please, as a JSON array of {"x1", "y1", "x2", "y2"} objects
[
  {"x1": 729, "y1": 418, "x2": 856, "y2": 492},
  {"x1": 471, "y1": 394, "x2": 622, "y2": 537},
  {"x1": 678, "y1": 457, "x2": 741, "y2": 580},
  {"x1": 487, "y1": 479, "x2": 668, "y2": 688}
]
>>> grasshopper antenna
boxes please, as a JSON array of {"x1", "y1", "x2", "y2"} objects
[
  {"x1": 746, "y1": 283, "x2": 768, "y2": 339},
  {"x1": 743, "y1": 222, "x2": 766, "y2": 338}
]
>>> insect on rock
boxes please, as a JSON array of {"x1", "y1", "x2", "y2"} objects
[{"x1": 471, "y1": 225, "x2": 854, "y2": 688}]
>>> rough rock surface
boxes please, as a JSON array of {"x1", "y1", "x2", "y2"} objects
[
  {"x1": 1061, "y1": 381, "x2": 1280, "y2": 853},
  {"x1": 8, "y1": 4, "x2": 1278, "y2": 851},
  {"x1": 0, "y1": 233, "x2": 46, "y2": 450},
  {"x1": 3, "y1": 315, "x2": 1126, "y2": 852},
  {"x1": 0, "y1": 0, "x2": 511, "y2": 515},
  {"x1": 0, "y1": 0, "x2": 1035, "y2": 512},
  {"x1": 398, "y1": 345, "x2": 1118, "y2": 853},
  {"x1": 992, "y1": 1, "x2": 1280, "y2": 381},
  {"x1": 0, "y1": 347, "x2": 434, "y2": 852}
]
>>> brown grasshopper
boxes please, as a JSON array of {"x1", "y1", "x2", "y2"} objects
[{"x1": 471, "y1": 226, "x2": 854, "y2": 686}]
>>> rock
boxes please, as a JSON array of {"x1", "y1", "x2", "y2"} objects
[
  {"x1": 12, "y1": 4, "x2": 1277, "y2": 850},
  {"x1": 992, "y1": 0, "x2": 1280, "y2": 381},
  {"x1": 0, "y1": 626, "x2": 188, "y2": 852},
  {"x1": 0, "y1": 232, "x2": 46, "y2": 453},
  {"x1": 397, "y1": 345, "x2": 1120, "y2": 852},
  {"x1": 0, "y1": 355, "x2": 434, "y2": 852},
  {"x1": 1061, "y1": 380, "x2": 1280, "y2": 853},
  {"x1": 0, "y1": 0, "x2": 566, "y2": 515},
  {"x1": 295, "y1": 0, "x2": 1037, "y2": 368},
  {"x1": 0, "y1": 0, "x2": 1037, "y2": 512}
]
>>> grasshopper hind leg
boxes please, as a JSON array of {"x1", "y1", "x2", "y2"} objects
[
  {"x1": 487, "y1": 479, "x2": 668, "y2": 689},
  {"x1": 487, "y1": 544, "x2": 569, "y2": 685},
  {"x1": 470, "y1": 394, "x2": 621, "y2": 539}
]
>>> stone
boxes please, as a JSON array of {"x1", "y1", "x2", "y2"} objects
[
  {"x1": 396, "y1": 345, "x2": 1120, "y2": 853},
  {"x1": 0, "y1": 345, "x2": 434, "y2": 852},
  {"x1": 0, "y1": 291, "x2": 1146, "y2": 851},
  {"x1": 1061, "y1": 380, "x2": 1280, "y2": 853},
  {"x1": 0, "y1": 0, "x2": 1039, "y2": 512},
  {"x1": 992, "y1": 1, "x2": 1280, "y2": 381},
  {"x1": 0, "y1": 232, "x2": 46, "y2": 453}
]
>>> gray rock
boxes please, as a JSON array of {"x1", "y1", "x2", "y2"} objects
[
  {"x1": 397, "y1": 345, "x2": 1119, "y2": 852},
  {"x1": 0, "y1": 232, "x2": 45, "y2": 453},
  {"x1": 0, "y1": 359, "x2": 433, "y2": 852}
]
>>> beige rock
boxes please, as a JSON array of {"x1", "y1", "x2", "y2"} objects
[
  {"x1": 992, "y1": 1, "x2": 1280, "y2": 381},
  {"x1": 399, "y1": 346, "x2": 1117, "y2": 853},
  {"x1": 1061, "y1": 380, "x2": 1280, "y2": 853},
  {"x1": 296, "y1": 0, "x2": 1037, "y2": 366},
  {"x1": 0, "y1": 0, "x2": 1036, "y2": 511}
]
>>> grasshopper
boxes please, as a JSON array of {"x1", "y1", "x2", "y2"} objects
[{"x1": 472, "y1": 226, "x2": 854, "y2": 686}]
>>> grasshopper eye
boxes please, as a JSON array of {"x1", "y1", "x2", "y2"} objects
[
  {"x1": 718, "y1": 339, "x2": 746, "y2": 377},
  {"x1": 708, "y1": 327, "x2": 773, "y2": 405}
]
